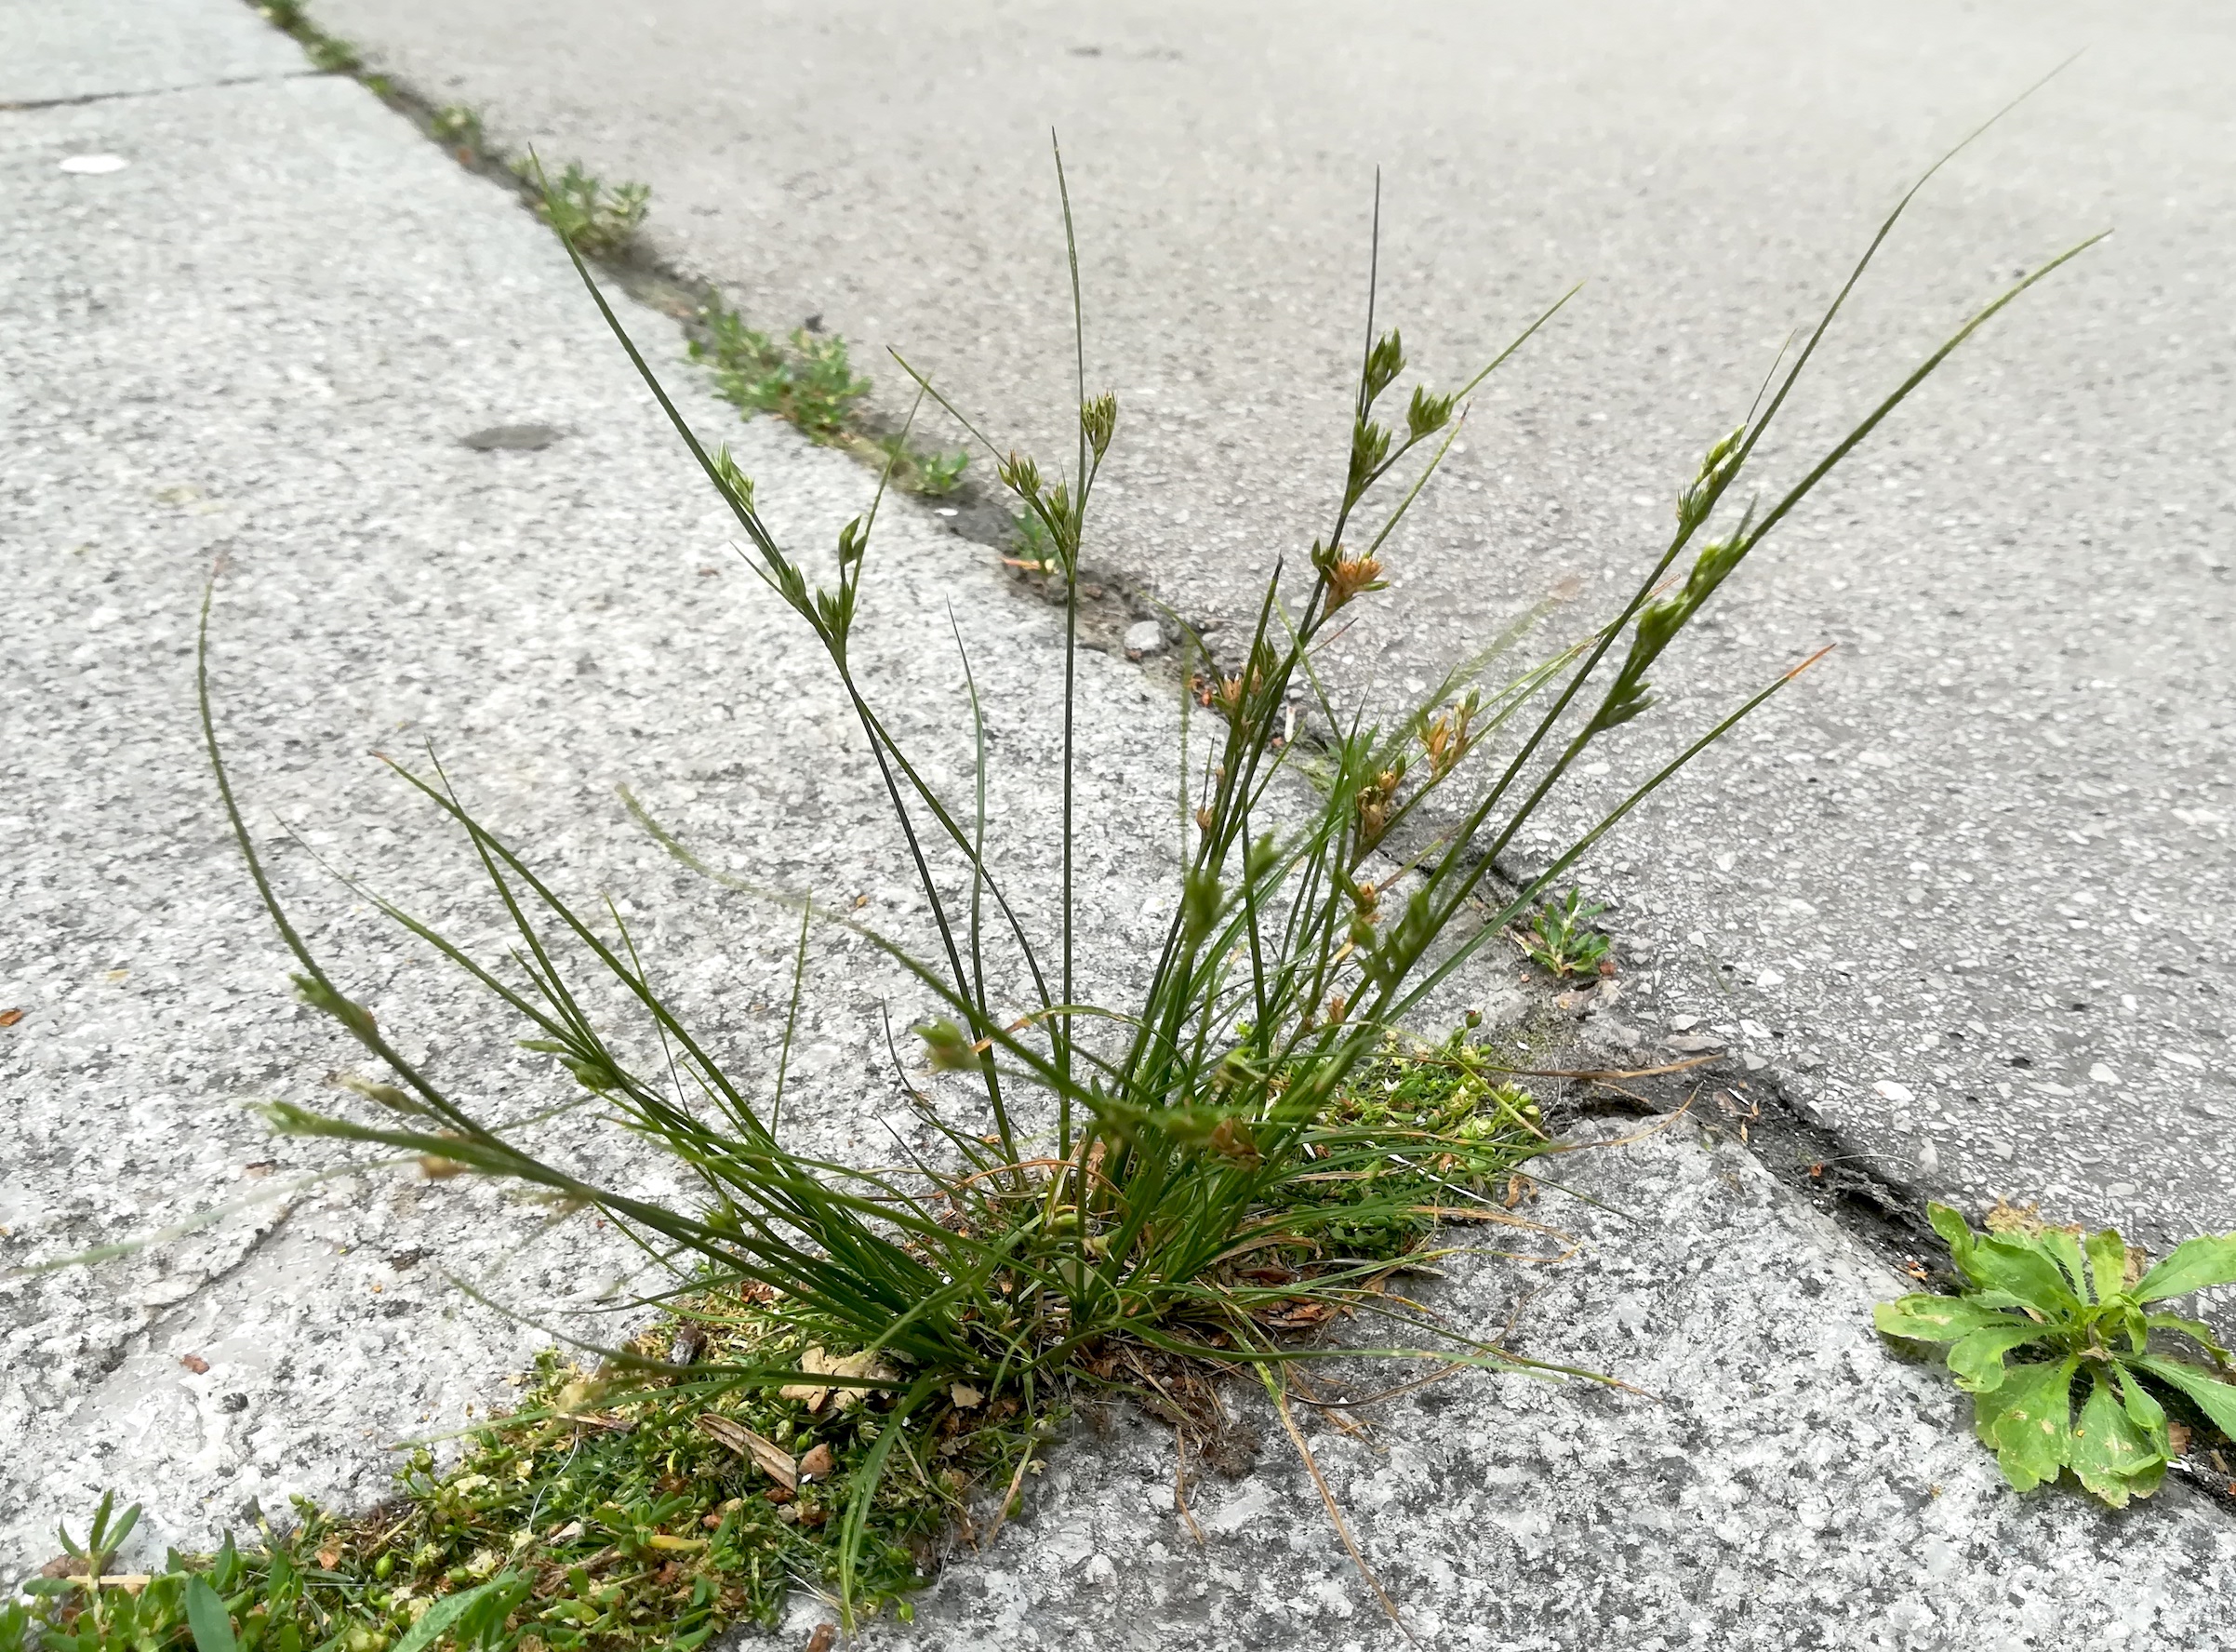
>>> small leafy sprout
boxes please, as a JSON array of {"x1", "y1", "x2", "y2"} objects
[
  {"x1": 432, "y1": 104, "x2": 486, "y2": 161},
  {"x1": 690, "y1": 300, "x2": 967, "y2": 493},
  {"x1": 258, "y1": 1, "x2": 360, "y2": 73},
  {"x1": 54, "y1": 1490, "x2": 141, "y2": 1583},
  {"x1": 1005, "y1": 508, "x2": 1058, "y2": 572},
  {"x1": 528, "y1": 161, "x2": 651, "y2": 259},
  {"x1": 694, "y1": 309, "x2": 868, "y2": 440},
  {"x1": 1875, "y1": 1203, "x2": 2236, "y2": 1506},
  {"x1": 1516, "y1": 887, "x2": 1613, "y2": 979}
]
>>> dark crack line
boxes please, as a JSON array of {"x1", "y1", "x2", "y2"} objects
[{"x1": 1, "y1": 68, "x2": 329, "y2": 114}]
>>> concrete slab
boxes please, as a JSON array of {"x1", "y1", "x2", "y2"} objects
[
  {"x1": 306, "y1": 0, "x2": 2236, "y2": 1277},
  {"x1": 0, "y1": 59, "x2": 1180, "y2": 1567},
  {"x1": 0, "y1": 0, "x2": 306, "y2": 106},
  {"x1": 734, "y1": 1122, "x2": 2236, "y2": 1652}
]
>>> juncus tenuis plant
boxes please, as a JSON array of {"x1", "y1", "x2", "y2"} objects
[{"x1": 191, "y1": 102, "x2": 2100, "y2": 1620}]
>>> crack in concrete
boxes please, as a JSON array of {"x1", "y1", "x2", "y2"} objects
[{"x1": 0, "y1": 67, "x2": 326, "y2": 113}]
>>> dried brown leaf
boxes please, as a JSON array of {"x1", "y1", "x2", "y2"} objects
[
  {"x1": 695, "y1": 1414, "x2": 797, "y2": 1490},
  {"x1": 779, "y1": 1345, "x2": 898, "y2": 1414}
]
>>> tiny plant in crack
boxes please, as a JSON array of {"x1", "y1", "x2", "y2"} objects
[
  {"x1": 258, "y1": 0, "x2": 360, "y2": 73},
  {"x1": 1515, "y1": 887, "x2": 1613, "y2": 980},
  {"x1": 431, "y1": 104, "x2": 487, "y2": 164},
  {"x1": 1876, "y1": 1203, "x2": 2236, "y2": 1505},
  {"x1": 523, "y1": 161, "x2": 650, "y2": 259},
  {"x1": 691, "y1": 300, "x2": 970, "y2": 495},
  {"x1": 693, "y1": 305, "x2": 869, "y2": 441}
]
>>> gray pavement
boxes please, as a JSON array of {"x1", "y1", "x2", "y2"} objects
[
  {"x1": 309, "y1": 0, "x2": 2236, "y2": 1264},
  {"x1": 5, "y1": 2, "x2": 2236, "y2": 1647},
  {"x1": 0, "y1": 0, "x2": 1182, "y2": 1568}
]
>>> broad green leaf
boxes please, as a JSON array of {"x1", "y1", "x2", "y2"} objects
[
  {"x1": 2120, "y1": 1302, "x2": 2149, "y2": 1356},
  {"x1": 2131, "y1": 1355, "x2": 2236, "y2": 1438},
  {"x1": 1966, "y1": 1234, "x2": 2082, "y2": 1320},
  {"x1": 1927, "y1": 1203, "x2": 1978, "y2": 1279},
  {"x1": 2144, "y1": 1312, "x2": 2232, "y2": 1363},
  {"x1": 2069, "y1": 1371, "x2": 2166, "y2": 1507},
  {"x1": 1873, "y1": 1293, "x2": 2009, "y2": 1343},
  {"x1": 2039, "y1": 1227, "x2": 2090, "y2": 1301},
  {"x1": 2133, "y1": 1235, "x2": 2236, "y2": 1305},
  {"x1": 1947, "y1": 1322, "x2": 2054, "y2": 1393},
  {"x1": 2083, "y1": 1227, "x2": 2127, "y2": 1306},
  {"x1": 1972, "y1": 1356, "x2": 2075, "y2": 1492},
  {"x1": 183, "y1": 1578, "x2": 239, "y2": 1652},
  {"x1": 393, "y1": 1575, "x2": 513, "y2": 1652},
  {"x1": 209, "y1": 1532, "x2": 240, "y2": 1593},
  {"x1": 2114, "y1": 1363, "x2": 2172, "y2": 1459}
]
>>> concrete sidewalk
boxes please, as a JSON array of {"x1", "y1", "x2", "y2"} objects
[
  {"x1": 2, "y1": 2, "x2": 2232, "y2": 1646},
  {"x1": 0, "y1": 0, "x2": 1181, "y2": 1571}
]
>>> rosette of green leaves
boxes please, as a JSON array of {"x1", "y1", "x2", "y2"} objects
[{"x1": 1876, "y1": 1204, "x2": 2236, "y2": 1506}]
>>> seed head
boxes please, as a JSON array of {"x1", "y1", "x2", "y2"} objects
[
  {"x1": 1421, "y1": 691, "x2": 1478, "y2": 778},
  {"x1": 1081, "y1": 393, "x2": 1117, "y2": 460},
  {"x1": 1324, "y1": 552, "x2": 1385, "y2": 613},
  {"x1": 998, "y1": 452, "x2": 1042, "y2": 500},
  {"x1": 711, "y1": 445, "x2": 756, "y2": 513},
  {"x1": 1405, "y1": 385, "x2": 1457, "y2": 443},
  {"x1": 1363, "y1": 329, "x2": 1405, "y2": 406}
]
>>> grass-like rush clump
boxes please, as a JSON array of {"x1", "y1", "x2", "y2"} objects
[{"x1": 7, "y1": 1050, "x2": 1546, "y2": 1652}]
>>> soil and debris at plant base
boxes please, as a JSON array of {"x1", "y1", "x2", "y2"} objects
[
  {"x1": 11, "y1": 1323, "x2": 1040, "y2": 1652},
  {"x1": 7, "y1": 1044, "x2": 1550, "y2": 1652}
]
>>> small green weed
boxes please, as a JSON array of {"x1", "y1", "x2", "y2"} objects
[
  {"x1": 525, "y1": 164, "x2": 649, "y2": 260},
  {"x1": 1270, "y1": 1034, "x2": 1550, "y2": 1262},
  {"x1": 689, "y1": 303, "x2": 969, "y2": 496},
  {"x1": 692, "y1": 310, "x2": 867, "y2": 442},
  {"x1": 1006, "y1": 509, "x2": 1058, "y2": 571},
  {"x1": 259, "y1": 1, "x2": 361, "y2": 73},
  {"x1": 872, "y1": 434, "x2": 968, "y2": 498},
  {"x1": 1876, "y1": 1203, "x2": 2236, "y2": 1506},
  {"x1": 431, "y1": 106, "x2": 486, "y2": 163},
  {"x1": 1514, "y1": 888, "x2": 1612, "y2": 980}
]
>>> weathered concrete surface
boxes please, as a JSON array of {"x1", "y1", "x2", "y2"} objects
[
  {"x1": 0, "y1": 0, "x2": 305, "y2": 105},
  {"x1": 4, "y1": 5, "x2": 2234, "y2": 1646},
  {"x1": 308, "y1": 0, "x2": 2236, "y2": 1264},
  {"x1": 735, "y1": 1124, "x2": 2236, "y2": 1652},
  {"x1": 0, "y1": 8, "x2": 1181, "y2": 1567}
]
